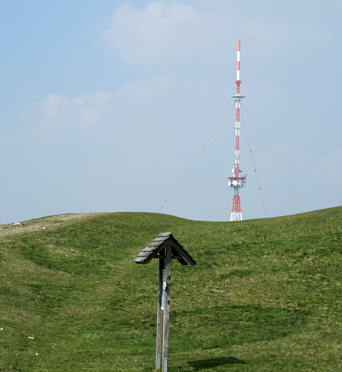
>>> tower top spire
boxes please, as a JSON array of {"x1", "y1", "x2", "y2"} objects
[{"x1": 236, "y1": 40, "x2": 241, "y2": 82}]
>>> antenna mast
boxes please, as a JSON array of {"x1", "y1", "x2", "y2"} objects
[{"x1": 228, "y1": 40, "x2": 247, "y2": 221}]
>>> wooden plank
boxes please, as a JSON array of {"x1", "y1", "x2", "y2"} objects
[
  {"x1": 152, "y1": 237, "x2": 168, "y2": 243},
  {"x1": 143, "y1": 245, "x2": 160, "y2": 251},
  {"x1": 162, "y1": 244, "x2": 172, "y2": 372},
  {"x1": 133, "y1": 253, "x2": 157, "y2": 264},
  {"x1": 134, "y1": 257, "x2": 152, "y2": 264},
  {"x1": 136, "y1": 251, "x2": 155, "y2": 257},
  {"x1": 148, "y1": 241, "x2": 162, "y2": 247},
  {"x1": 132, "y1": 257, "x2": 144, "y2": 262},
  {"x1": 132, "y1": 258, "x2": 148, "y2": 264},
  {"x1": 133, "y1": 245, "x2": 166, "y2": 264},
  {"x1": 155, "y1": 256, "x2": 164, "y2": 370},
  {"x1": 158, "y1": 232, "x2": 171, "y2": 237}
]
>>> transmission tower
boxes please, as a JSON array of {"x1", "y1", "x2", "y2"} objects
[{"x1": 228, "y1": 40, "x2": 247, "y2": 221}]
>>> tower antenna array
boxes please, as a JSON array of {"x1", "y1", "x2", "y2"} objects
[{"x1": 228, "y1": 40, "x2": 247, "y2": 221}]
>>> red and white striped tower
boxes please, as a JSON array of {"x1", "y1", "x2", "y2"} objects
[{"x1": 228, "y1": 40, "x2": 247, "y2": 221}]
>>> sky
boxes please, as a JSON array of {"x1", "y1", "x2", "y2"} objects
[{"x1": 1, "y1": 0, "x2": 341, "y2": 224}]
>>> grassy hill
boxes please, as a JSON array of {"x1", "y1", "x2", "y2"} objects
[{"x1": 1, "y1": 207, "x2": 342, "y2": 371}]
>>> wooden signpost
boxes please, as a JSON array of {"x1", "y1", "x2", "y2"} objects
[{"x1": 133, "y1": 232, "x2": 197, "y2": 372}]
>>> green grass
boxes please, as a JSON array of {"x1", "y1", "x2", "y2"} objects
[{"x1": 1, "y1": 207, "x2": 342, "y2": 371}]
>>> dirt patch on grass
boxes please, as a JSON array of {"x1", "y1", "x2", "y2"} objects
[{"x1": 0, "y1": 213, "x2": 107, "y2": 240}]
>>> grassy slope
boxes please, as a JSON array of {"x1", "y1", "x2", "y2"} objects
[{"x1": 0, "y1": 207, "x2": 342, "y2": 371}]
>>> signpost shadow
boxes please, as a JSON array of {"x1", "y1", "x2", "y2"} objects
[{"x1": 188, "y1": 356, "x2": 246, "y2": 370}]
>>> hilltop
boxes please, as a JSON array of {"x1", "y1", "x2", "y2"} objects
[{"x1": 1, "y1": 207, "x2": 342, "y2": 371}]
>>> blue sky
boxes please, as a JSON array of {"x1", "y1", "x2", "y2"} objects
[{"x1": 1, "y1": 0, "x2": 341, "y2": 224}]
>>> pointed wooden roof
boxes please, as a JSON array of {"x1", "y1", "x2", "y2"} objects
[{"x1": 133, "y1": 232, "x2": 197, "y2": 265}]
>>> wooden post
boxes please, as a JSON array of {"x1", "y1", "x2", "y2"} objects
[
  {"x1": 162, "y1": 244, "x2": 172, "y2": 372},
  {"x1": 133, "y1": 232, "x2": 197, "y2": 371},
  {"x1": 155, "y1": 255, "x2": 164, "y2": 370}
]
